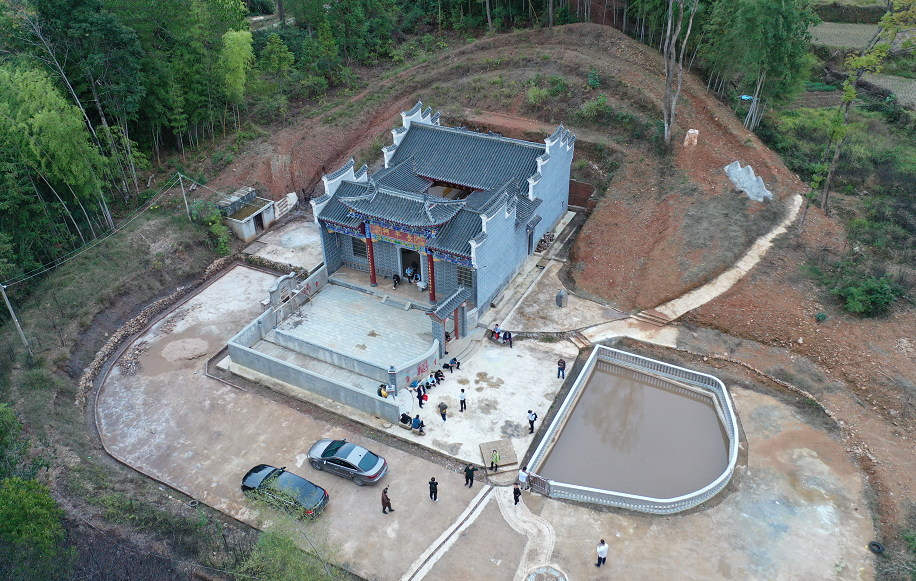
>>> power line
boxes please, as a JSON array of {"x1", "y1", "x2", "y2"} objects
[{"x1": 1, "y1": 173, "x2": 182, "y2": 287}]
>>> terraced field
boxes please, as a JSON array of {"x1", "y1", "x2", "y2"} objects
[
  {"x1": 864, "y1": 72, "x2": 916, "y2": 108},
  {"x1": 811, "y1": 22, "x2": 879, "y2": 48}
]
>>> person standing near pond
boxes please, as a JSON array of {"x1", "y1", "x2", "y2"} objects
[
  {"x1": 596, "y1": 539, "x2": 608, "y2": 567},
  {"x1": 459, "y1": 389, "x2": 467, "y2": 412}
]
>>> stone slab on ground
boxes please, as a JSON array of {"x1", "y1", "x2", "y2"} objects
[{"x1": 479, "y1": 439, "x2": 518, "y2": 469}]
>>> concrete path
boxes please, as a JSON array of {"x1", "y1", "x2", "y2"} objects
[
  {"x1": 654, "y1": 193, "x2": 804, "y2": 321},
  {"x1": 494, "y1": 486, "x2": 563, "y2": 581},
  {"x1": 508, "y1": 193, "x2": 804, "y2": 350}
]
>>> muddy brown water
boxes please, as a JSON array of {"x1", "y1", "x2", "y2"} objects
[{"x1": 540, "y1": 366, "x2": 729, "y2": 499}]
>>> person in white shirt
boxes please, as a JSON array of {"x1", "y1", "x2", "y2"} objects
[
  {"x1": 518, "y1": 466, "x2": 529, "y2": 490},
  {"x1": 596, "y1": 539, "x2": 608, "y2": 567}
]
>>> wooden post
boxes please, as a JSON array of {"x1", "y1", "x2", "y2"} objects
[
  {"x1": 1, "y1": 285, "x2": 32, "y2": 356},
  {"x1": 178, "y1": 174, "x2": 192, "y2": 222},
  {"x1": 365, "y1": 223, "x2": 377, "y2": 287},
  {"x1": 427, "y1": 252, "x2": 435, "y2": 303}
]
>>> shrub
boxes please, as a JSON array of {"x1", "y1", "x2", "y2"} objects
[
  {"x1": 832, "y1": 275, "x2": 902, "y2": 315},
  {"x1": 588, "y1": 67, "x2": 600, "y2": 89},
  {"x1": 527, "y1": 87, "x2": 549, "y2": 107}
]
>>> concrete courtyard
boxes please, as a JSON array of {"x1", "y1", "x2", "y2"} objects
[{"x1": 94, "y1": 221, "x2": 876, "y2": 580}]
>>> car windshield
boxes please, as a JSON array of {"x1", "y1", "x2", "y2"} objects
[
  {"x1": 271, "y1": 472, "x2": 324, "y2": 506},
  {"x1": 321, "y1": 440, "x2": 348, "y2": 458},
  {"x1": 357, "y1": 451, "x2": 380, "y2": 471}
]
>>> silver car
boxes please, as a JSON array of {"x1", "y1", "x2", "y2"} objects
[{"x1": 307, "y1": 439, "x2": 388, "y2": 486}]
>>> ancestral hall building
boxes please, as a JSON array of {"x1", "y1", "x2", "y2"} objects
[{"x1": 312, "y1": 101, "x2": 576, "y2": 321}]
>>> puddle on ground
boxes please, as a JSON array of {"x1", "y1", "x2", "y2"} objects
[
  {"x1": 474, "y1": 372, "x2": 504, "y2": 389},
  {"x1": 501, "y1": 420, "x2": 526, "y2": 439},
  {"x1": 540, "y1": 367, "x2": 729, "y2": 498}
]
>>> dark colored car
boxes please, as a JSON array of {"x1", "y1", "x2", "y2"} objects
[
  {"x1": 307, "y1": 439, "x2": 388, "y2": 486},
  {"x1": 241, "y1": 465, "x2": 329, "y2": 518}
]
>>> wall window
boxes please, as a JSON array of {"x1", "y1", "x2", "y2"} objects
[
  {"x1": 351, "y1": 237, "x2": 368, "y2": 259},
  {"x1": 457, "y1": 265, "x2": 474, "y2": 287}
]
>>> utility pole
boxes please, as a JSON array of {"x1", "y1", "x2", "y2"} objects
[
  {"x1": 178, "y1": 173, "x2": 192, "y2": 222},
  {"x1": 1, "y1": 284, "x2": 32, "y2": 357}
]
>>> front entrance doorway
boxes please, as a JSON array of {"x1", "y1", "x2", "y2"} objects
[
  {"x1": 400, "y1": 248, "x2": 421, "y2": 282},
  {"x1": 254, "y1": 212, "x2": 265, "y2": 233}
]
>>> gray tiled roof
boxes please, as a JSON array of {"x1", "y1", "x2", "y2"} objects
[
  {"x1": 433, "y1": 286, "x2": 472, "y2": 319},
  {"x1": 325, "y1": 158, "x2": 355, "y2": 181},
  {"x1": 316, "y1": 182, "x2": 366, "y2": 229},
  {"x1": 427, "y1": 210, "x2": 482, "y2": 257},
  {"x1": 373, "y1": 158, "x2": 433, "y2": 192},
  {"x1": 340, "y1": 184, "x2": 465, "y2": 228},
  {"x1": 515, "y1": 195, "x2": 542, "y2": 225},
  {"x1": 390, "y1": 124, "x2": 545, "y2": 191}
]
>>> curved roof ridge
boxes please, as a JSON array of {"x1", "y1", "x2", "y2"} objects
[
  {"x1": 410, "y1": 122, "x2": 546, "y2": 150},
  {"x1": 325, "y1": 158, "x2": 355, "y2": 180}
]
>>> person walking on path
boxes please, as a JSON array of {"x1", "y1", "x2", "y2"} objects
[
  {"x1": 513, "y1": 484, "x2": 522, "y2": 505},
  {"x1": 596, "y1": 539, "x2": 608, "y2": 567},
  {"x1": 518, "y1": 466, "x2": 529, "y2": 490},
  {"x1": 382, "y1": 487, "x2": 394, "y2": 514},
  {"x1": 490, "y1": 449, "x2": 500, "y2": 472},
  {"x1": 416, "y1": 384, "x2": 426, "y2": 408},
  {"x1": 438, "y1": 401, "x2": 448, "y2": 422},
  {"x1": 429, "y1": 477, "x2": 438, "y2": 502},
  {"x1": 464, "y1": 464, "x2": 479, "y2": 487},
  {"x1": 459, "y1": 389, "x2": 467, "y2": 412},
  {"x1": 527, "y1": 410, "x2": 538, "y2": 434},
  {"x1": 557, "y1": 358, "x2": 566, "y2": 379}
]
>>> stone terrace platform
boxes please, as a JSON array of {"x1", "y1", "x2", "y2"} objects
[
  {"x1": 264, "y1": 283, "x2": 434, "y2": 369},
  {"x1": 330, "y1": 266, "x2": 475, "y2": 310}
]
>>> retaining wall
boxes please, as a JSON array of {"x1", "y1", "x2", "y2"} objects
[{"x1": 528, "y1": 345, "x2": 739, "y2": 514}]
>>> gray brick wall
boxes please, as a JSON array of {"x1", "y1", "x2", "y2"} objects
[
  {"x1": 340, "y1": 234, "x2": 369, "y2": 268},
  {"x1": 432, "y1": 260, "x2": 458, "y2": 299},
  {"x1": 532, "y1": 136, "x2": 575, "y2": 241},
  {"x1": 474, "y1": 207, "x2": 529, "y2": 309},
  {"x1": 321, "y1": 229, "x2": 343, "y2": 273}
]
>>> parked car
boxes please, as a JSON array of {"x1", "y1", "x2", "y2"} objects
[
  {"x1": 241, "y1": 464, "x2": 329, "y2": 518},
  {"x1": 307, "y1": 439, "x2": 388, "y2": 486}
]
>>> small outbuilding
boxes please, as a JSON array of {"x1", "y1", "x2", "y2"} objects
[{"x1": 217, "y1": 187, "x2": 277, "y2": 243}]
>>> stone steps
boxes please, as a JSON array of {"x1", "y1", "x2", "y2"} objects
[
  {"x1": 632, "y1": 308, "x2": 671, "y2": 327},
  {"x1": 568, "y1": 331, "x2": 591, "y2": 350}
]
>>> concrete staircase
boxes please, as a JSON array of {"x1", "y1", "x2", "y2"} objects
[
  {"x1": 568, "y1": 330, "x2": 591, "y2": 350},
  {"x1": 631, "y1": 308, "x2": 672, "y2": 327}
]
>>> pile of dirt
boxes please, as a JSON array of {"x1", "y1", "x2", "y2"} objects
[{"x1": 161, "y1": 338, "x2": 210, "y2": 362}]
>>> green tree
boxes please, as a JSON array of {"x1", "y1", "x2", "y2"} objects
[
  {"x1": 260, "y1": 33, "x2": 295, "y2": 76},
  {"x1": 218, "y1": 29, "x2": 254, "y2": 131},
  {"x1": 0, "y1": 478, "x2": 70, "y2": 579},
  {"x1": 821, "y1": 0, "x2": 916, "y2": 214},
  {"x1": 700, "y1": 0, "x2": 818, "y2": 131}
]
